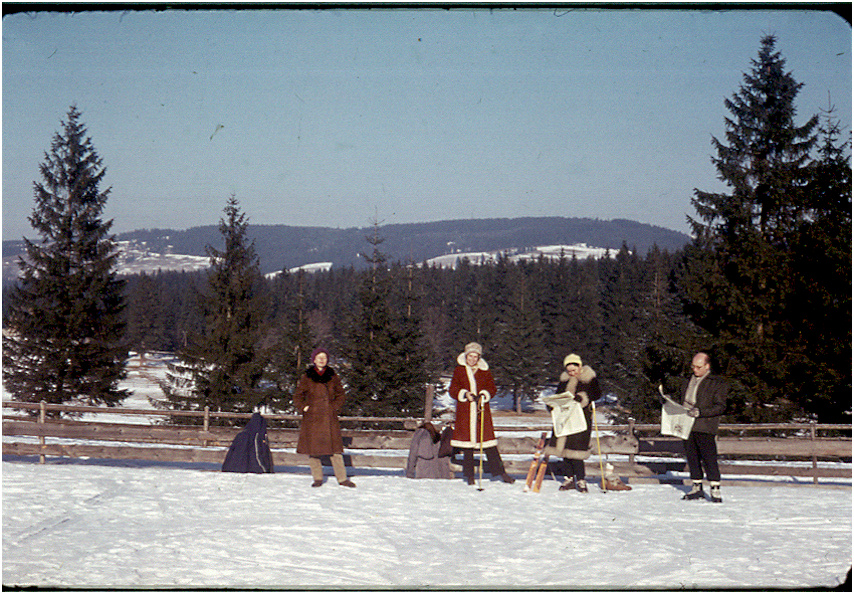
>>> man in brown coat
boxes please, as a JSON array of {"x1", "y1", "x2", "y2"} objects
[
  {"x1": 293, "y1": 348, "x2": 355, "y2": 488},
  {"x1": 669, "y1": 352, "x2": 729, "y2": 503}
]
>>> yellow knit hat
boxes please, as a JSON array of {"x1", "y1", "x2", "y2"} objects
[{"x1": 563, "y1": 353, "x2": 582, "y2": 367}]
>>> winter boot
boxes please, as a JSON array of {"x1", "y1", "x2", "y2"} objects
[
  {"x1": 710, "y1": 482, "x2": 722, "y2": 503},
  {"x1": 682, "y1": 481, "x2": 705, "y2": 500},
  {"x1": 559, "y1": 477, "x2": 575, "y2": 491},
  {"x1": 339, "y1": 479, "x2": 356, "y2": 488},
  {"x1": 575, "y1": 479, "x2": 589, "y2": 493},
  {"x1": 499, "y1": 473, "x2": 516, "y2": 484},
  {"x1": 311, "y1": 480, "x2": 323, "y2": 488}
]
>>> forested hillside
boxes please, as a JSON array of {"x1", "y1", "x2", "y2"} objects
[
  {"x1": 122, "y1": 243, "x2": 705, "y2": 423},
  {"x1": 111, "y1": 217, "x2": 689, "y2": 274}
]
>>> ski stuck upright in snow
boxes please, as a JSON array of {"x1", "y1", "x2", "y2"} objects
[{"x1": 524, "y1": 432, "x2": 548, "y2": 492}]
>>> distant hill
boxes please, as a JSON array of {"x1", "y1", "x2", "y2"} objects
[{"x1": 3, "y1": 217, "x2": 691, "y2": 277}]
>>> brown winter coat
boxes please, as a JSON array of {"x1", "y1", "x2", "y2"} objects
[
  {"x1": 293, "y1": 366, "x2": 346, "y2": 456},
  {"x1": 544, "y1": 365, "x2": 601, "y2": 459}
]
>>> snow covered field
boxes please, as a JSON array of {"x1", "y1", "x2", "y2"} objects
[
  {"x1": 3, "y1": 355, "x2": 851, "y2": 590},
  {"x1": 2, "y1": 460, "x2": 851, "y2": 590}
]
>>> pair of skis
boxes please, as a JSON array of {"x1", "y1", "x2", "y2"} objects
[{"x1": 523, "y1": 432, "x2": 550, "y2": 493}]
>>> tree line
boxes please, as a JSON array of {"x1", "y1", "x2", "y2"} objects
[{"x1": 4, "y1": 35, "x2": 850, "y2": 425}]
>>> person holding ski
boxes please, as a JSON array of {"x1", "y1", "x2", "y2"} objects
[
  {"x1": 545, "y1": 353, "x2": 601, "y2": 493},
  {"x1": 662, "y1": 352, "x2": 728, "y2": 502},
  {"x1": 293, "y1": 347, "x2": 356, "y2": 488},
  {"x1": 449, "y1": 342, "x2": 515, "y2": 486}
]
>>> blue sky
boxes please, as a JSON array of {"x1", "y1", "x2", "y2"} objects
[{"x1": 2, "y1": 6, "x2": 850, "y2": 241}]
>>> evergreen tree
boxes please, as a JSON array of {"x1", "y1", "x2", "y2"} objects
[
  {"x1": 342, "y1": 222, "x2": 427, "y2": 417},
  {"x1": 265, "y1": 269, "x2": 315, "y2": 411},
  {"x1": 388, "y1": 260, "x2": 431, "y2": 413},
  {"x1": 125, "y1": 273, "x2": 168, "y2": 359},
  {"x1": 162, "y1": 196, "x2": 269, "y2": 419},
  {"x1": 786, "y1": 106, "x2": 852, "y2": 421},
  {"x1": 565, "y1": 256, "x2": 604, "y2": 365},
  {"x1": 681, "y1": 35, "x2": 819, "y2": 422},
  {"x1": 600, "y1": 244, "x2": 643, "y2": 396},
  {"x1": 2, "y1": 106, "x2": 128, "y2": 411},
  {"x1": 494, "y1": 261, "x2": 548, "y2": 412}
]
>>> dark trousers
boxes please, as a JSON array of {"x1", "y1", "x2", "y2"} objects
[
  {"x1": 564, "y1": 458, "x2": 586, "y2": 481},
  {"x1": 461, "y1": 446, "x2": 506, "y2": 479},
  {"x1": 683, "y1": 431, "x2": 721, "y2": 482}
]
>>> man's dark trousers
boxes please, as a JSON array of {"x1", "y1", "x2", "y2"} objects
[{"x1": 683, "y1": 431, "x2": 720, "y2": 482}]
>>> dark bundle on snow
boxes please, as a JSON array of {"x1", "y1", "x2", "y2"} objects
[
  {"x1": 406, "y1": 422, "x2": 454, "y2": 479},
  {"x1": 222, "y1": 412, "x2": 275, "y2": 473}
]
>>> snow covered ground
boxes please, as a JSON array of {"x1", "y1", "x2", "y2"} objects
[
  {"x1": 2, "y1": 460, "x2": 851, "y2": 590},
  {"x1": 3, "y1": 354, "x2": 851, "y2": 590}
]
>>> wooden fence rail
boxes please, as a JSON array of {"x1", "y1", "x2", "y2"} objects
[{"x1": 3, "y1": 401, "x2": 850, "y2": 487}]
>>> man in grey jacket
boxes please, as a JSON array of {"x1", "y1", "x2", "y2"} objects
[{"x1": 672, "y1": 352, "x2": 729, "y2": 503}]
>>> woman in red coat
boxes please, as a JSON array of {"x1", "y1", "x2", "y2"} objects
[
  {"x1": 293, "y1": 348, "x2": 356, "y2": 488},
  {"x1": 449, "y1": 342, "x2": 515, "y2": 485}
]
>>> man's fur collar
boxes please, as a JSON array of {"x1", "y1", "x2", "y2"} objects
[
  {"x1": 306, "y1": 365, "x2": 336, "y2": 383},
  {"x1": 560, "y1": 365, "x2": 596, "y2": 384}
]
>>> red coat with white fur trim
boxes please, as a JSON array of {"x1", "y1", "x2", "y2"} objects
[{"x1": 449, "y1": 357, "x2": 498, "y2": 449}]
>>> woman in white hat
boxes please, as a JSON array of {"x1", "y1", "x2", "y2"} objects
[
  {"x1": 448, "y1": 342, "x2": 515, "y2": 485},
  {"x1": 544, "y1": 353, "x2": 601, "y2": 493}
]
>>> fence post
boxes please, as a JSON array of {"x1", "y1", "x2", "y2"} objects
[
  {"x1": 203, "y1": 406, "x2": 210, "y2": 447},
  {"x1": 39, "y1": 400, "x2": 46, "y2": 464},
  {"x1": 424, "y1": 384, "x2": 434, "y2": 423},
  {"x1": 810, "y1": 421, "x2": 818, "y2": 485},
  {"x1": 628, "y1": 417, "x2": 635, "y2": 464}
]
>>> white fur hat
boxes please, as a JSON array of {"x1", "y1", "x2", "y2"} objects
[{"x1": 464, "y1": 342, "x2": 483, "y2": 356}]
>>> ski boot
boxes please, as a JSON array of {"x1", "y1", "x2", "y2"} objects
[
  {"x1": 710, "y1": 483, "x2": 722, "y2": 503},
  {"x1": 682, "y1": 482, "x2": 705, "y2": 500}
]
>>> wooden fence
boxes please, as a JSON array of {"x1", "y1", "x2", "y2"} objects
[{"x1": 2, "y1": 401, "x2": 850, "y2": 488}]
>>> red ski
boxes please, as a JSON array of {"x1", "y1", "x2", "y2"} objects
[
  {"x1": 523, "y1": 432, "x2": 548, "y2": 492},
  {"x1": 533, "y1": 450, "x2": 550, "y2": 493}
]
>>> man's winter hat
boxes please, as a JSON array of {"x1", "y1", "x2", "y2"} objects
[
  {"x1": 311, "y1": 347, "x2": 329, "y2": 361},
  {"x1": 564, "y1": 353, "x2": 583, "y2": 367},
  {"x1": 464, "y1": 342, "x2": 483, "y2": 357}
]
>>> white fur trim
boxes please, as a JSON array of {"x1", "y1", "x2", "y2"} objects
[
  {"x1": 560, "y1": 366, "x2": 596, "y2": 383},
  {"x1": 456, "y1": 352, "x2": 489, "y2": 370},
  {"x1": 451, "y1": 439, "x2": 499, "y2": 449}
]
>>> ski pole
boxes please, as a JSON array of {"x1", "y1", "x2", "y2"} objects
[
  {"x1": 592, "y1": 400, "x2": 607, "y2": 493},
  {"x1": 477, "y1": 395, "x2": 485, "y2": 491}
]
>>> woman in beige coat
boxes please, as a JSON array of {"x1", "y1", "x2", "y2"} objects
[{"x1": 293, "y1": 348, "x2": 355, "y2": 488}]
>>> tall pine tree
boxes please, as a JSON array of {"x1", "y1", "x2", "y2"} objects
[
  {"x1": 342, "y1": 221, "x2": 428, "y2": 417},
  {"x1": 786, "y1": 106, "x2": 852, "y2": 421},
  {"x1": 3, "y1": 106, "x2": 128, "y2": 411},
  {"x1": 681, "y1": 35, "x2": 819, "y2": 422},
  {"x1": 162, "y1": 196, "x2": 269, "y2": 419}
]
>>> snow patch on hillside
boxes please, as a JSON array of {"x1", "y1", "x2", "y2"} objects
[{"x1": 425, "y1": 243, "x2": 612, "y2": 269}]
